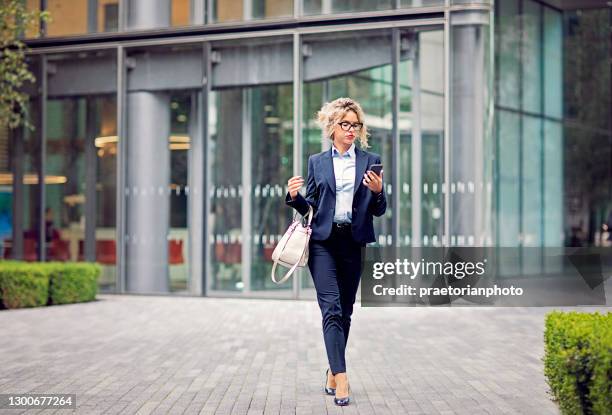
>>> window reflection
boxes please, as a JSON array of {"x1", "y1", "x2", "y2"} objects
[
  {"x1": 399, "y1": 29, "x2": 444, "y2": 247},
  {"x1": 43, "y1": 51, "x2": 117, "y2": 290},
  {"x1": 125, "y1": 44, "x2": 203, "y2": 294},
  {"x1": 169, "y1": 94, "x2": 191, "y2": 291},
  {"x1": 494, "y1": 1, "x2": 612, "y2": 279},
  {"x1": 209, "y1": 37, "x2": 293, "y2": 293},
  {"x1": 301, "y1": 29, "x2": 396, "y2": 290},
  {"x1": 5, "y1": 58, "x2": 43, "y2": 261}
]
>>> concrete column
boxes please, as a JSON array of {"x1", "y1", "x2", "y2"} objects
[
  {"x1": 126, "y1": 92, "x2": 170, "y2": 293},
  {"x1": 191, "y1": 0, "x2": 205, "y2": 24},
  {"x1": 127, "y1": 0, "x2": 171, "y2": 30}
]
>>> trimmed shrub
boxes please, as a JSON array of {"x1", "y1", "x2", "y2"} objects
[
  {"x1": 0, "y1": 262, "x2": 50, "y2": 309},
  {"x1": 544, "y1": 310, "x2": 612, "y2": 415},
  {"x1": 48, "y1": 262, "x2": 100, "y2": 305},
  {"x1": 0, "y1": 261, "x2": 100, "y2": 309}
]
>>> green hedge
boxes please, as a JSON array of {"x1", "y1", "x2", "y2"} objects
[
  {"x1": 0, "y1": 261, "x2": 100, "y2": 309},
  {"x1": 47, "y1": 262, "x2": 100, "y2": 305},
  {"x1": 0, "y1": 261, "x2": 49, "y2": 309},
  {"x1": 544, "y1": 310, "x2": 612, "y2": 415}
]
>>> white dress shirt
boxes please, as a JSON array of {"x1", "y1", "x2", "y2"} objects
[{"x1": 332, "y1": 142, "x2": 356, "y2": 224}]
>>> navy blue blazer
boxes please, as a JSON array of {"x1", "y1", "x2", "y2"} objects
[{"x1": 285, "y1": 146, "x2": 387, "y2": 244}]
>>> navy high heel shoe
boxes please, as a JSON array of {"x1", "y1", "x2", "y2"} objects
[
  {"x1": 324, "y1": 369, "x2": 335, "y2": 395},
  {"x1": 334, "y1": 383, "x2": 350, "y2": 406}
]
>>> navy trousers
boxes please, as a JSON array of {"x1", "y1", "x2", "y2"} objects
[{"x1": 308, "y1": 225, "x2": 365, "y2": 375}]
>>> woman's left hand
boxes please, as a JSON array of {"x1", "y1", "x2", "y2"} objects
[{"x1": 363, "y1": 170, "x2": 383, "y2": 194}]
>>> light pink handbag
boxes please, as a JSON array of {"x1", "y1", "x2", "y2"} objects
[{"x1": 270, "y1": 205, "x2": 313, "y2": 284}]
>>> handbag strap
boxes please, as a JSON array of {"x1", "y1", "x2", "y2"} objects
[
  {"x1": 270, "y1": 205, "x2": 313, "y2": 284},
  {"x1": 305, "y1": 204, "x2": 313, "y2": 226},
  {"x1": 270, "y1": 254, "x2": 302, "y2": 284},
  {"x1": 292, "y1": 204, "x2": 314, "y2": 227}
]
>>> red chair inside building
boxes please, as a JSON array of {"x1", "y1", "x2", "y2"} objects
[
  {"x1": 78, "y1": 239, "x2": 117, "y2": 265},
  {"x1": 263, "y1": 244, "x2": 276, "y2": 261},
  {"x1": 3, "y1": 238, "x2": 39, "y2": 261},
  {"x1": 168, "y1": 239, "x2": 184, "y2": 265},
  {"x1": 215, "y1": 242, "x2": 241, "y2": 264},
  {"x1": 96, "y1": 240, "x2": 116, "y2": 264},
  {"x1": 49, "y1": 239, "x2": 70, "y2": 261},
  {"x1": 23, "y1": 239, "x2": 38, "y2": 261},
  {"x1": 2, "y1": 238, "x2": 11, "y2": 259}
]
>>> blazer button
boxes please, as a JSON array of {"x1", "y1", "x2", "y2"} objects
[{"x1": 352, "y1": 208, "x2": 357, "y2": 212}]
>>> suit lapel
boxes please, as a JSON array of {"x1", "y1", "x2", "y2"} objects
[
  {"x1": 354, "y1": 146, "x2": 368, "y2": 195},
  {"x1": 321, "y1": 148, "x2": 336, "y2": 193}
]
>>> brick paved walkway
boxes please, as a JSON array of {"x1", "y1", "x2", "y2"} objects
[{"x1": 0, "y1": 294, "x2": 608, "y2": 415}]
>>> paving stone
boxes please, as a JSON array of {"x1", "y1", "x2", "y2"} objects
[{"x1": 0, "y1": 294, "x2": 605, "y2": 414}]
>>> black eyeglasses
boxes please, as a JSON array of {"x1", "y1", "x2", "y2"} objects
[{"x1": 338, "y1": 121, "x2": 363, "y2": 132}]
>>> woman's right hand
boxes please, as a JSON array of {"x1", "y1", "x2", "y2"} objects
[{"x1": 287, "y1": 176, "x2": 304, "y2": 200}]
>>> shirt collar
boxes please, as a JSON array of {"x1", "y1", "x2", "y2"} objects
[{"x1": 332, "y1": 142, "x2": 356, "y2": 159}]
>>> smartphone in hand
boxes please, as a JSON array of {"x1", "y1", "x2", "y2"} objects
[{"x1": 369, "y1": 164, "x2": 383, "y2": 176}]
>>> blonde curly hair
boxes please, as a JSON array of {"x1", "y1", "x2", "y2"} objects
[{"x1": 315, "y1": 97, "x2": 370, "y2": 149}]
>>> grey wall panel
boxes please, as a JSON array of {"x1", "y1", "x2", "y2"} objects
[
  {"x1": 128, "y1": 49, "x2": 204, "y2": 92},
  {"x1": 211, "y1": 43, "x2": 293, "y2": 88},
  {"x1": 47, "y1": 56, "x2": 117, "y2": 97},
  {"x1": 303, "y1": 34, "x2": 392, "y2": 82}
]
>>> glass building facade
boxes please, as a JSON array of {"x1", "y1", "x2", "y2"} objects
[{"x1": 1, "y1": 0, "x2": 610, "y2": 298}]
